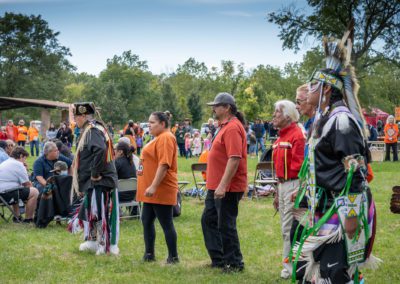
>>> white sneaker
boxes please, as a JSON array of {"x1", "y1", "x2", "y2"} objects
[
  {"x1": 110, "y1": 245, "x2": 120, "y2": 256},
  {"x1": 79, "y1": 241, "x2": 98, "y2": 253},
  {"x1": 96, "y1": 244, "x2": 106, "y2": 255},
  {"x1": 280, "y1": 268, "x2": 291, "y2": 279}
]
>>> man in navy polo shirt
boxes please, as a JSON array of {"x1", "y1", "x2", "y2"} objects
[{"x1": 32, "y1": 141, "x2": 72, "y2": 192}]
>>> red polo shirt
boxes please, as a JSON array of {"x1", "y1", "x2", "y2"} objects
[{"x1": 206, "y1": 117, "x2": 247, "y2": 192}]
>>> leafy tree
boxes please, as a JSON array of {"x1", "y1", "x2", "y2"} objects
[
  {"x1": 187, "y1": 91, "x2": 203, "y2": 127},
  {"x1": 0, "y1": 13, "x2": 73, "y2": 99},
  {"x1": 268, "y1": 0, "x2": 400, "y2": 68},
  {"x1": 161, "y1": 82, "x2": 181, "y2": 123}
]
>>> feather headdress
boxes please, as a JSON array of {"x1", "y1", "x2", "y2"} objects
[{"x1": 309, "y1": 26, "x2": 368, "y2": 138}]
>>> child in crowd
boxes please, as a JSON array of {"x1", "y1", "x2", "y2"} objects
[
  {"x1": 203, "y1": 132, "x2": 212, "y2": 151},
  {"x1": 192, "y1": 131, "x2": 202, "y2": 157},
  {"x1": 184, "y1": 132, "x2": 192, "y2": 159}
]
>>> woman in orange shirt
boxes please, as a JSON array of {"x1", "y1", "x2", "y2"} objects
[
  {"x1": 27, "y1": 121, "x2": 40, "y2": 156},
  {"x1": 384, "y1": 115, "x2": 399, "y2": 161},
  {"x1": 17, "y1": 120, "x2": 28, "y2": 147},
  {"x1": 136, "y1": 111, "x2": 179, "y2": 264}
]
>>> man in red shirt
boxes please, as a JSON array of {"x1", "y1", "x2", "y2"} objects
[
  {"x1": 272, "y1": 99, "x2": 305, "y2": 279},
  {"x1": 202, "y1": 92, "x2": 247, "y2": 272}
]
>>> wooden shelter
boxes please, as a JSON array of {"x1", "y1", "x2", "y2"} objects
[{"x1": 0, "y1": 97, "x2": 71, "y2": 137}]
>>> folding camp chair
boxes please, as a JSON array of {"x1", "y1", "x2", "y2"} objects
[
  {"x1": 0, "y1": 187, "x2": 24, "y2": 222},
  {"x1": 191, "y1": 163, "x2": 207, "y2": 200},
  {"x1": 118, "y1": 178, "x2": 141, "y2": 219},
  {"x1": 178, "y1": 181, "x2": 190, "y2": 193},
  {"x1": 251, "y1": 162, "x2": 278, "y2": 200}
]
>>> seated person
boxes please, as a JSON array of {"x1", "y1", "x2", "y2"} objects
[
  {"x1": 0, "y1": 140, "x2": 9, "y2": 164},
  {"x1": 115, "y1": 142, "x2": 137, "y2": 203},
  {"x1": 55, "y1": 140, "x2": 74, "y2": 160},
  {"x1": 0, "y1": 147, "x2": 39, "y2": 223},
  {"x1": 118, "y1": 136, "x2": 140, "y2": 169},
  {"x1": 5, "y1": 139, "x2": 15, "y2": 156},
  {"x1": 50, "y1": 161, "x2": 69, "y2": 176},
  {"x1": 32, "y1": 141, "x2": 72, "y2": 192}
]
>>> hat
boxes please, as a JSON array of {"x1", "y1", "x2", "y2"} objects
[
  {"x1": 18, "y1": 120, "x2": 25, "y2": 125},
  {"x1": 73, "y1": 102, "x2": 96, "y2": 116},
  {"x1": 50, "y1": 161, "x2": 68, "y2": 173},
  {"x1": 207, "y1": 92, "x2": 235, "y2": 106}
]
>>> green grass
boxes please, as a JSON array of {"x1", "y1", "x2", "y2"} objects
[{"x1": 1, "y1": 157, "x2": 399, "y2": 283}]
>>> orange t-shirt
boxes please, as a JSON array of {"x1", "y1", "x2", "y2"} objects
[
  {"x1": 17, "y1": 126, "x2": 28, "y2": 142},
  {"x1": 136, "y1": 131, "x2": 178, "y2": 205},
  {"x1": 27, "y1": 127, "x2": 39, "y2": 142},
  {"x1": 384, "y1": 123, "x2": 399, "y2": 144},
  {"x1": 206, "y1": 117, "x2": 247, "y2": 192}
]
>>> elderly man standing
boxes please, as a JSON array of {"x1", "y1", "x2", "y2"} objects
[
  {"x1": 295, "y1": 84, "x2": 315, "y2": 135},
  {"x1": 201, "y1": 92, "x2": 247, "y2": 272},
  {"x1": 272, "y1": 99, "x2": 305, "y2": 279},
  {"x1": 71, "y1": 102, "x2": 119, "y2": 256},
  {"x1": 32, "y1": 141, "x2": 72, "y2": 193}
]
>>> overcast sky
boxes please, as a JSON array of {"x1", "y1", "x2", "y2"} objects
[{"x1": 1, "y1": 0, "x2": 312, "y2": 75}]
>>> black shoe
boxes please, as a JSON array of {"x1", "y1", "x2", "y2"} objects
[
  {"x1": 166, "y1": 256, "x2": 179, "y2": 264},
  {"x1": 12, "y1": 216, "x2": 23, "y2": 223},
  {"x1": 22, "y1": 218, "x2": 34, "y2": 224},
  {"x1": 208, "y1": 262, "x2": 224, "y2": 269},
  {"x1": 222, "y1": 263, "x2": 244, "y2": 273},
  {"x1": 142, "y1": 253, "x2": 155, "y2": 262}
]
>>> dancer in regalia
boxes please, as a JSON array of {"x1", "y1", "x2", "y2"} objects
[{"x1": 291, "y1": 29, "x2": 380, "y2": 284}]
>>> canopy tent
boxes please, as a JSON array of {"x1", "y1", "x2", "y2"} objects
[
  {"x1": 0, "y1": 97, "x2": 72, "y2": 137},
  {"x1": 362, "y1": 108, "x2": 389, "y2": 127}
]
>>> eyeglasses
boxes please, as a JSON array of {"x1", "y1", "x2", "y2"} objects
[{"x1": 295, "y1": 99, "x2": 306, "y2": 105}]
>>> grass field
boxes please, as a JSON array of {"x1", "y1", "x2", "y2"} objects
[{"x1": 0, "y1": 156, "x2": 399, "y2": 283}]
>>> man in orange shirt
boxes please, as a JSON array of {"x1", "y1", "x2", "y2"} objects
[
  {"x1": 201, "y1": 93, "x2": 247, "y2": 272},
  {"x1": 384, "y1": 115, "x2": 399, "y2": 161}
]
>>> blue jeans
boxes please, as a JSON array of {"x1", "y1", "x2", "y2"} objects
[
  {"x1": 255, "y1": 137, "x2": 265, "y2": 155},
  {"x1": 30, "y1": 140, "x2": 40, "y2": 156}
]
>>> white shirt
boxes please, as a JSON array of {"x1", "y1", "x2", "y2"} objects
[{"x1": 0, "y1": 158, "x2": 29, "y2": 193}]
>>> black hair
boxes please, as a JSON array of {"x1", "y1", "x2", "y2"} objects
[
  {"x1": 229, "y1": 104, "x2": 246, "y2": 126},
  {"x1": 315, "y1": 68, "x2": 345, "y2": 137},
  {"x1": 151, "y1": 111, "x2": 170, "y2": 128},
  {"x1": 10, "y1": 146, "x2": 29, "y2": 159},
  {"x1": 116, "y1": 142, "x2": 134, "y2": 165}
]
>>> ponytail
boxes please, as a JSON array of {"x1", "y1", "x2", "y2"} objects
[{"x1": 230, "y1": 104, "x2": 246, "y2": 126}]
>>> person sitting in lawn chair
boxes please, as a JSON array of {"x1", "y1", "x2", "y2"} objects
[
  {"x1": 36, "y1": 161, "x2": 73, "y2": 228},
  {"x1": 0, "y1": 146, "x2": 39, "y2": 223}
]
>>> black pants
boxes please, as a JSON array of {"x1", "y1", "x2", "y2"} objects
[
  {"x1": 201, "y1": 190, "x2": 244, "y2": 267},
  {"x1": 385, "y1": 143, "x2": 398, "y2": 161},
  {"x1": 141, "y1": 203, "x2": 178, "y2": 258},
  {"x1": 178, "y1": 143, "x2": 186, "y2": 157},
  {"x1": 314, "y1": 239, "x2": 350, "y2": 283},
  {"x1": 290, "y1": 220, "x2": 350, "y2": 283},
  {"x1": 18, "y1": 141, "x2": 26, "y2": 147}
]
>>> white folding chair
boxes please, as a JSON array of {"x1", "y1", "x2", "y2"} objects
[
  {"x1": 118, "y1": 178, "x2": 141, "y2": 219},
  {"x1": 251, "y1": 162, "x2": 278, "y2": 200}
]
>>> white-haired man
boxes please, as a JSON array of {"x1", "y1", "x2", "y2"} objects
[
  {"x1": 32, "y1": 141, "x2": 72, "y2": 193},
  {"x1": 272, "y1": 99, "x2": 305, "y2": 279}
]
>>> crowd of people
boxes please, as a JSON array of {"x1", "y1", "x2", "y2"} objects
[{"x1": 1, "y1": 34, "x2": 396, "y2": 284}]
